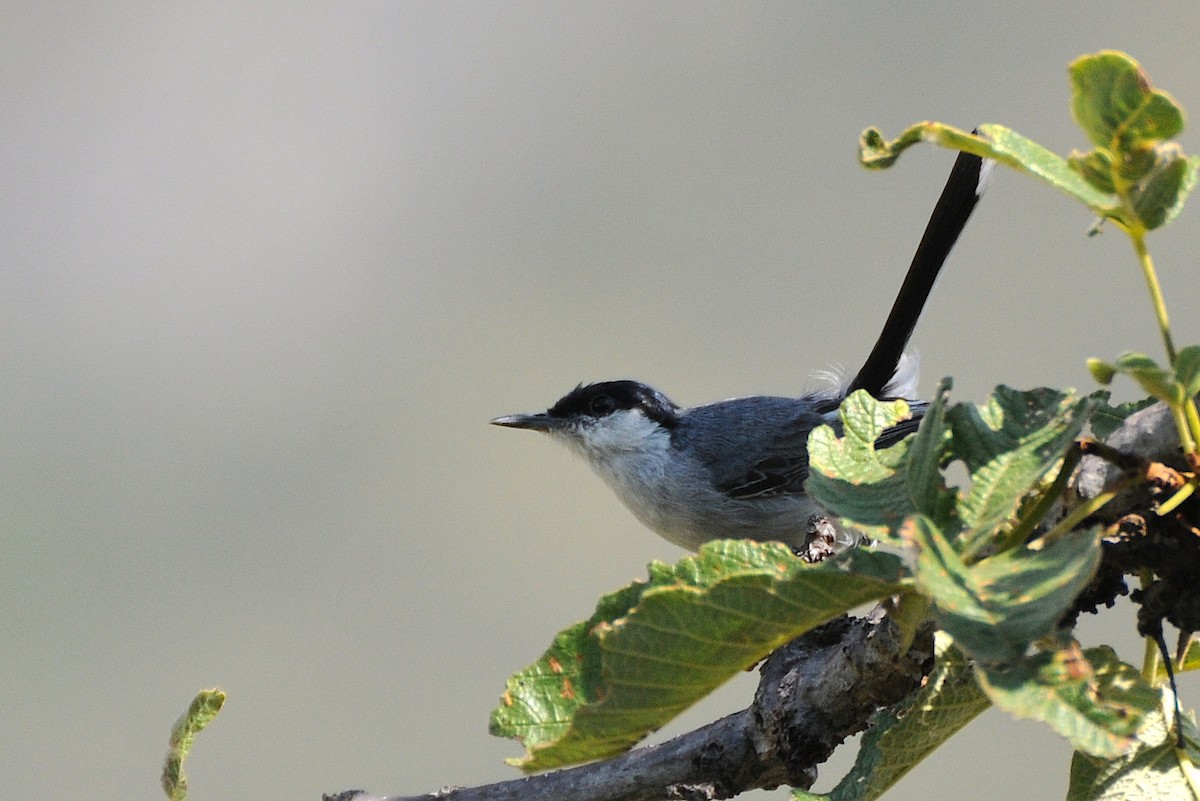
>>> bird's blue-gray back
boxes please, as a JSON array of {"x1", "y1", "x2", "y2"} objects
[{"x1": 674, "y1": 395, "x2": 925, "y2": 500}]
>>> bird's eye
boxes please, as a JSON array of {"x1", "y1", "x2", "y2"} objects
[{"x1": 588, "y1": 394, "x2": 617, "y2": 417}]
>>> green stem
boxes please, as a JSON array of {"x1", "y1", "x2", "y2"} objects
[
  {"x1": 1179, "y1": 748, "x2": 1200, "y2": 794},
  {"x1": 1141, "y1": 636, "x2": 1161, "y2": 683},
  {"x1": 1170, "y1": 402, "x2": 1197, "y2": 456},
  {"x1": 1132, "y1": 231, "x2": 1177, "y2": 365},
  {"x1": 1158, "y1": 475, "x2": 1198, "y2": 516},
  {"x1": 1184, "y1": 397, "x2": 1200, "y2": 455},
  {"x1": 1141, "y1": 572, "x2": 1162, "y2": 685},
  {"x1": 1031, "y1": 486, "x2": 1120, "y2": 548}
]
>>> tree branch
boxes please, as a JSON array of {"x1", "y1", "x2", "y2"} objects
[
  {"x1": 1076, "y1": 399, "x2": 1185, "y2": 514},
  {"x1": 327, "y1": 402, "x2": 1191, "y2": 801},
  {"x1": 324, "y1": 613, "x2": 935, "y2": 801}
]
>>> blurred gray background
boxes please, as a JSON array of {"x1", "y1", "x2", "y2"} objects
[{"x1": 4, "y1": 4, "x2": 1200, "y2": 800}]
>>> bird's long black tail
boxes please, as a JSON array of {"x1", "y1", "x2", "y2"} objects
[{"x1": 847, "y1": 146, "x2": 992, "y2": 398}]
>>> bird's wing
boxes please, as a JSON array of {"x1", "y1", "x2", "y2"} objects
[
  {"x1": 677, "y1": 397, "x2": 831, "y2": 500},
  {"x1": 690, "y1": 400, "x2": 923, "y2": 500},
  {"x1": 718, "y1": 448, "x2": 813, "y2": 499}
]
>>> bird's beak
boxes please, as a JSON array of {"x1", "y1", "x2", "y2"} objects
[{"x1": 490, "y1": 412, "x2": 563, "y2": 432}]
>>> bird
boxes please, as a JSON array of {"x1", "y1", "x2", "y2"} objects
[{"x1": 492, "y1": 148, "x2": 993, "y2": 553}]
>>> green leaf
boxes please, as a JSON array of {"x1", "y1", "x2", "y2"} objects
[
  {"x1": 948, "y1": 386, "x2": 1092, "y2": 539},
  {"x1": 902, "y1": 379, "x2": 960, "y2": 528},
  {"x1": 1154, "y1": 636, "x2": 1200, "y2": 684},
  {"x1": 1176, "y1": 346, "x2": 1200, "y2": 400},
  {"x1": 1129, "y1": 146, "x2": 1197, "y2": 230},
  {"x1": 862, "y1": 52, "x2": 1198, "y2": 232},
  {"x1": 1114, "y1": 141, "x2": 1161, "y2": 184},
  {"x1": 794, "y1": 636, "x2": 990, "y2": 801},
  {"x1": 1067, "y1": 52, "x2": 1197, "y2": 231},
  {"x1": 1095, "y1": 352, "x2": 1184, "y2": 404},
  {"x1": 807, "y1": 390, "x2": 953, "y2": 537},
  {"x1": 161, "y1": 689, "x2": 226, "y2": 801},
  {"x1": 811, "y1": 391, "x2": 916, "y2": 480},
  {"x1": 1158, "y1": 153, "x2": 1200, "y2": 228},
  {"x1": 1184, "y1": 639, "x2": 1200, "y2": 673},
  {"x1": 1067, "y1": 696, "x2": 1199, "y2": 800},
  {"x1": 976, "y1": 643, "x2": 1160, "y2": 758},
  {"x1": 1069, "y1": 51, "x2": 1185, "y2": 149},
  {"x1": 491, "y1": 541, "x2": 908, "y2": 771},
  {"x1": 1116, "y1": 352, "x2": 1178, "y2": 401},
  {"x1": 1088, "y1": 359, "x2": 1118, "y2": 386},
  {"x1": 1088, "y1": 392, "x2": 1157, "y2": 440},
  {"x1": 910, "y1": 517, "x2": 1100, "y2": 664},
  {"x1": 1068, "y1": 149, "x2": 1116, "y2": 195},
  {"x1": 979, "y1": 124, "x2": 1119, "y2": 214},
  {"x1": 859, "y1": 122, "x2": 1119, "y2": 220}
]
